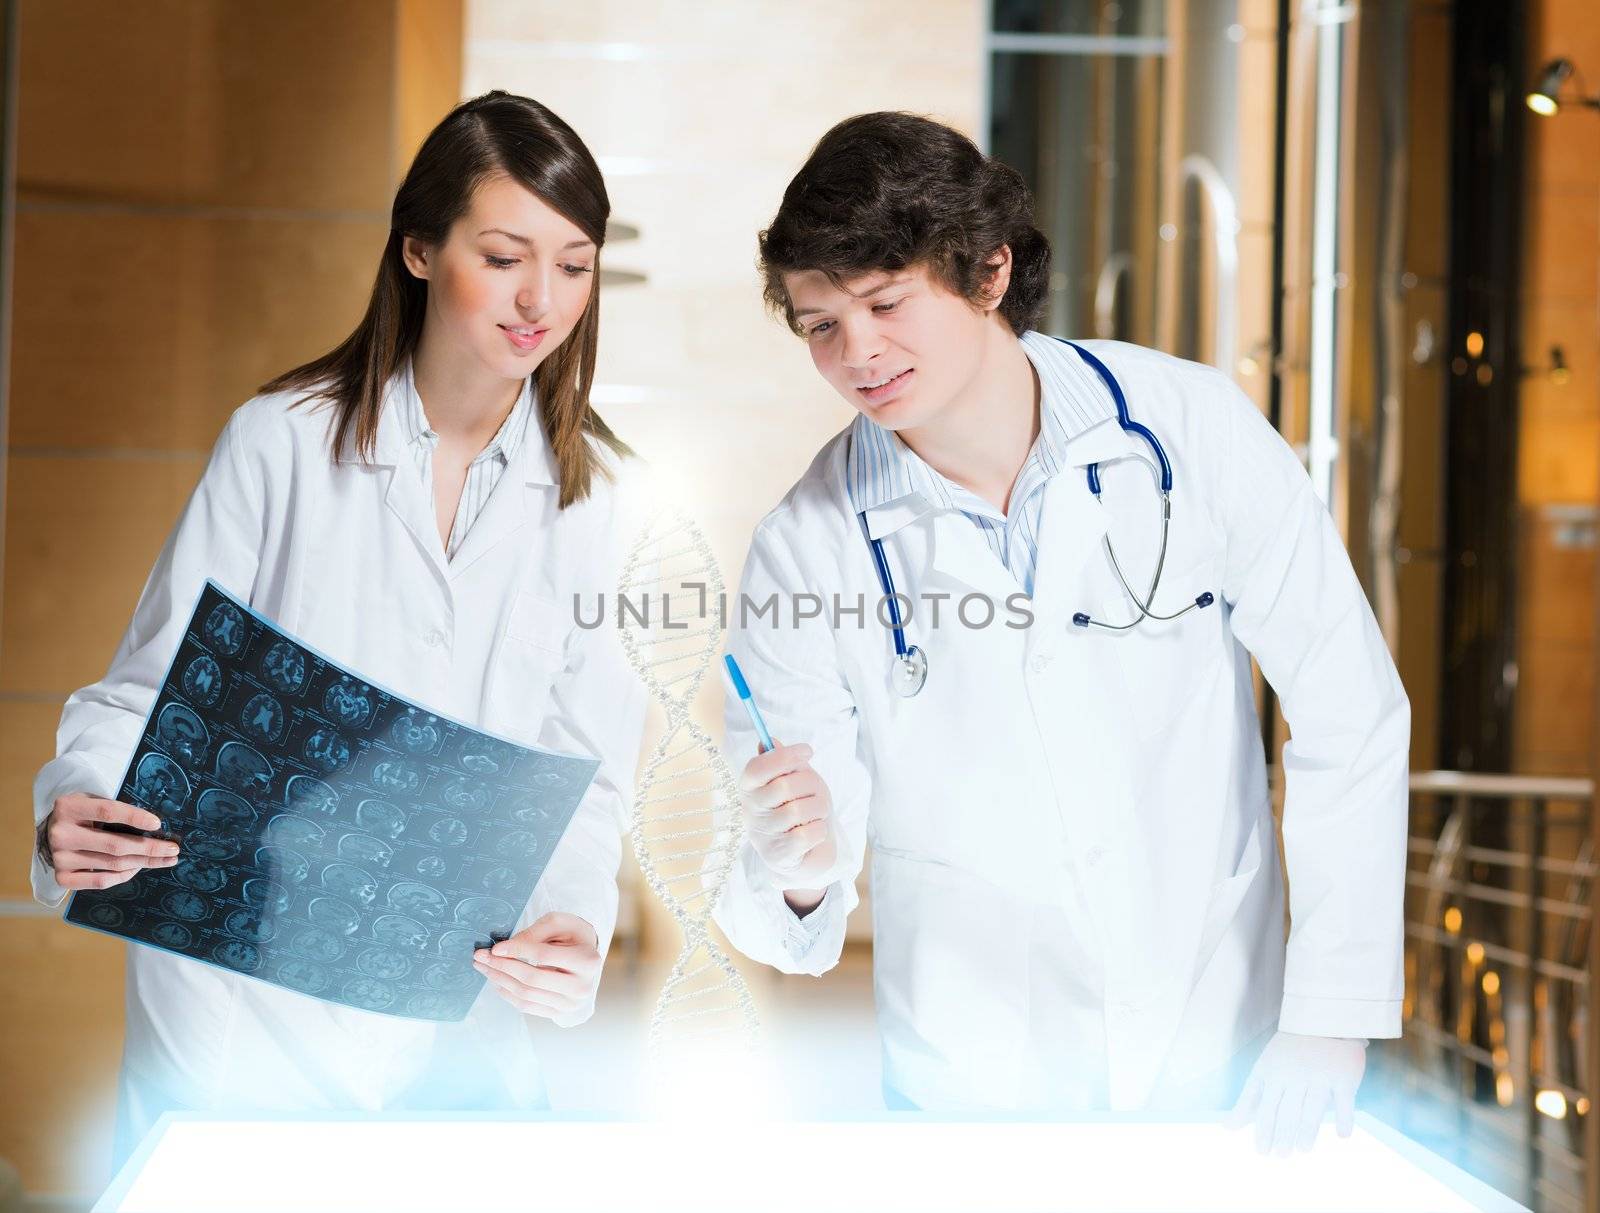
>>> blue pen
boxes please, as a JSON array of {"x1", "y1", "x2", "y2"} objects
[{"x1": 723, "y1": 654, "x2": 776, "y2": 754}]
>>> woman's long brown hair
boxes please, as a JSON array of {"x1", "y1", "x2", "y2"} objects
[{"x1": 260, "y1": 91, "x2": 630, "y2": 509}]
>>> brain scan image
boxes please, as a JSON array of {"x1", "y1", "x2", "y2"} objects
[
  {"x1": 183, "y1": 830, "x2": 243, "y2": 862},
  {"x1": 261, "y1": 640, "x2": 308, "y2": 694},
  {"x1": 241, "y1": 877, "x2": 292, "y2": 915},
  {"x1": 479, "y1": 866, "x2": 518, "y2": 894},
  {"x1": 276, "y1": 959, "x2": 331, "y2": 995},
  {"x1": 494, "y1": 830, "x2": 541, "y2": 860},
  {"x1": 441, "y1": 777, "x2": 492, "y2": 814},
  {"x1": 239, "y1": 692, "x2": 285, "y2": 743},
  {"x1": 406, "y1": 992, "x2": 460, "y2": 1018},
  {"x1": 254, "y1": 845, "x2": 310, "y2": 884},
  {"x1": 213, "y1": 940, "x2": 262, "y2": 972},
  {"x1": 323, "y1": 678, "x2": 374, "y2": 728},
  {"x1": 202, "y1": 601, "x2": 246, "y2": 655},
  {"x1": 63, "y1": 583, "x2": 601, "y2": 1024},
  {"x1": 290, "y1": 926, "x2": 345, "y2": 964},
  {"x1": 181, "y1": 653, "x2": 225, "y2": 706},
  {"x1": 266, "y1": 813, "x2": 326, "y2": 850},
  {"x1": 156, "y1": 703, "x2": 209, "y2": 766},
  {"x1": 453, "y1": 896, "x2": 514, "y2": 931},
  {"x1": 215, "y1": 741, "x2": 272, "y2": 794},
  {"x1": 371, "y1": 914, "x2": 429, "y2": 951},
  {"x1": 224, "y1": 909, "x2": 279, "y2": 944},
  {"x1": 100, "y1": 876, "x2": 145, "y2": 900},
  {"x1": 356, "y1": 947, "x2": 413, "y2": 982},
  {"x1": 337, "y1": 833, "x2": 393, "y2": 868},
  {"x1": 423, "y1": 961, "x2": 475, "y2": 992},
  {"x1": 512, "y1": 799, "x2": 559, "y2": 827},
  {"x1": 389, "y1": 711, "x2": 442, "y2": 755},
  {"x1": 306, "y1": 896, "x2": 361, "y2": 936},
  {"x1": 302, "y1": 728, "x2": 351, "y2": 773},
  {"x1": 150, "y1": 921, "x2": 194, "y2": 949},
  {"x1": 343, "y1": 977, "x2": 396, "y2": 1010},
  {"x1": 285, "y1": 775, "x2": 340, "y2": 818},
  {"x1": 85, "y1": 903, "x2": 126, "y2": 929},
  {"x1": 428, "y1": 816, "x2": 470, "y2": 848},
  {"x1": 197, "y1": 788, "x2": 256, "y2": 832},
  {"x1": 355, "y1": 799, "x2": 406, "y2": 840},
  {"x1": 161, "y1": 890, "x2": 209, "y2": 922},
  {"x1": 131, "y1": 753, "x2": 190, "y2": 815},
  {"x1": 173, "y1": 859, "x2": 228, "y2": 894},
  {"x1": 436, "y1": 928, "x2": 486, "y2": 958},
  {"x1": 458, "y1": 739, "x2": 511, "y2": 775},
  {"x1": 369, "y1": 758, "x2": 421, "y2": 795},
  {"x1": 387, "y1": 881, "x2": 448, "y2": 919},
  {"x1": 319, "y1": 862, "x2": 378, "y2": 907}
]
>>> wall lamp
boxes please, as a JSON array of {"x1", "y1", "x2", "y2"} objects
[{"x1": 1526, "y1": 59, "x2": 1600, "y2": 117}]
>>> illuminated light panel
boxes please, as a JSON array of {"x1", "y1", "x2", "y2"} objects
[
  {"x1": 1481, "y1": 971, "x2": 1500, "y2": 995},
  {"x1": 1465, "y1": 942, "x2": 1484, "y2": 964},
  {"x1": 96, "y1": 1115, "x2": 1530, "y2": 1212},
  {"x1": 1444, "y1": 907, "x2": 1462, "y2": 933}
]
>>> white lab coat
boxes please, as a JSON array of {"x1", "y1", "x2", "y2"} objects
[
  {"x1": 30, "y1": 376, "x2": 648, "y2": 1157},
  {"x1": 713, "y1": 340, "x2": 1410, "y2": 1112}
]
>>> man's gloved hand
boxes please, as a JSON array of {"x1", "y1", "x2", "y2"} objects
[{"x1": 1225, "y1": 1031, "x2": 1367, "y2": 1156}]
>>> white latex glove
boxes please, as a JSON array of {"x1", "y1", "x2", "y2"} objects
[{"x1": 1225, "y1": 1031, "x2": 1367, "y2": 1156}]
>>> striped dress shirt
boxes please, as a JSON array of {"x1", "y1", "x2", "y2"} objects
[
  {"x1": 845, "y1": 330, "x2": 1119, "y2": 595},
  {"x1": 397, "y1": 362, "x2": 534, "y2": 561}
]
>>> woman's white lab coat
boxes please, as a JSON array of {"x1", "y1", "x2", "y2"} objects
[
  {"x1": 713, "y1": 340, "x2": 1410, "y2": 1112},
  {"x1": 30, "y1": 377, "x2": 647, "y2": 1156}
]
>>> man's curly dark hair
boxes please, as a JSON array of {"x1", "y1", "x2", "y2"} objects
[{"x1": 758, "y1": 112, "x2": 1050, "y2": 337}]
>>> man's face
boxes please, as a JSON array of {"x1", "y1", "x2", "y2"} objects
[{"x1": 784, "y1": 263, "x2": 1000, "y2": 433}]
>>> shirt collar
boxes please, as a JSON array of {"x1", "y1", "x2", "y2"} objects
[
  {"x1": 845, "y1": 331, "x2": 1120, "y2": 537},
  {"x1": 398, "y1": 360, "x2": 533, "y2": 468}
]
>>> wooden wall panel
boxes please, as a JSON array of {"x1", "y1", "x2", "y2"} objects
[
  {"x1": 1, "y1": 456, "x2": 205, "y2": 697},
  {"x1": 18, "y1": 0, "x2": 396, "y2": 212},
  {"x1": 8, "y1": 212, "x2": 386, "y2": 452},
  {"x1": 0, "y1": 1, "x2": 464, "y2": 1196},
  {"x1": 0, "y1": 920, "x2": 126, "y2": 1196}
]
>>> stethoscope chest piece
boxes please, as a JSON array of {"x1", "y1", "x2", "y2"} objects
[{"x1": 892, "y1": 645, "x2": 928, "y2": 698}]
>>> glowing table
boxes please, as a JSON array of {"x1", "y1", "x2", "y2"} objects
[{"x1": 95, "y1": 1112, "x2": 1528, "y2": 1212}]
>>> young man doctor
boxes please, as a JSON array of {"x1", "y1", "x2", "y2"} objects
[{"x1": 712, "y1": 113, "x2": 1410, "y2": 1155}]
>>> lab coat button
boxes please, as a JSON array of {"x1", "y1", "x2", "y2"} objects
[
  {"x1": 1030, "y1": 654, "x2": 1051, "y2": 673},
  {"x1": 1086, "y1": 846, "x2": 1105, "y2": 867},
  {"x1": 424, "y1": 628, "x2": 447, "y2": 649}
]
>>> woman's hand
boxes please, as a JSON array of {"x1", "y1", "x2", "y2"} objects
[
  {"x1": 472, "y1": 911, "x2": 602, "y2": 1022},
  {"x1": 39, "y1": 793, "x2": 180, "y2": 890}
]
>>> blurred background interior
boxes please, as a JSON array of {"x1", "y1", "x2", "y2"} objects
[{"x1": 0, "y1": 1, "x2": 1596, "y2": 1210}]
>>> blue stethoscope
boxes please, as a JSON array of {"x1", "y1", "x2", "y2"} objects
[{"x1": 862, "y1": 340, "x2": 1215, "y2": 698}]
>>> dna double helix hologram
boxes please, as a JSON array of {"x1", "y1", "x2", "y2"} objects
[{"x1": 616, "y1": 503, "x2": 759, "y2": 1058}]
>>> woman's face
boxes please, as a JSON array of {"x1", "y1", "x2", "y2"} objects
[{"x1": 404, "y1": 174, "x2": 597, "y2": 383}]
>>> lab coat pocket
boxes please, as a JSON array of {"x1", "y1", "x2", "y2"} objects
[
  {"x1": 1100, "y1": 553, "x2": 1221, "y2": 740},
  {"x1": 486, "y1": 591, "x2": 572, "y2": 736},
  {"x1": 1194, "y1": 815, "x2": 1266, "y2": 974}
]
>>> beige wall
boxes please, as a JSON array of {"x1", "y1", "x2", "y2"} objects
[
  {"x1": 0, "y1": 0, "x2": 462, "y2": 1193},
  {"x1": 463, "y1": 0, "x2": 986, "y2": 955},
  {"x1": 1514, "y1": 0, "x2": 1600, "y2": 779}
]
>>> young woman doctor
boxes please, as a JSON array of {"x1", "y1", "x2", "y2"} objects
[
  {"x1": 713, "y1": 113, "x2": 1410, "y2": 1156},
  {"x1": 29, "y1": 92, "x2": 647, "y2": 1158}
]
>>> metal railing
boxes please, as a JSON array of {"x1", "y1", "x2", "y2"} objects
[{"x1": 1388, "y1": 770, "x2": 1594, "y2": 1213}]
